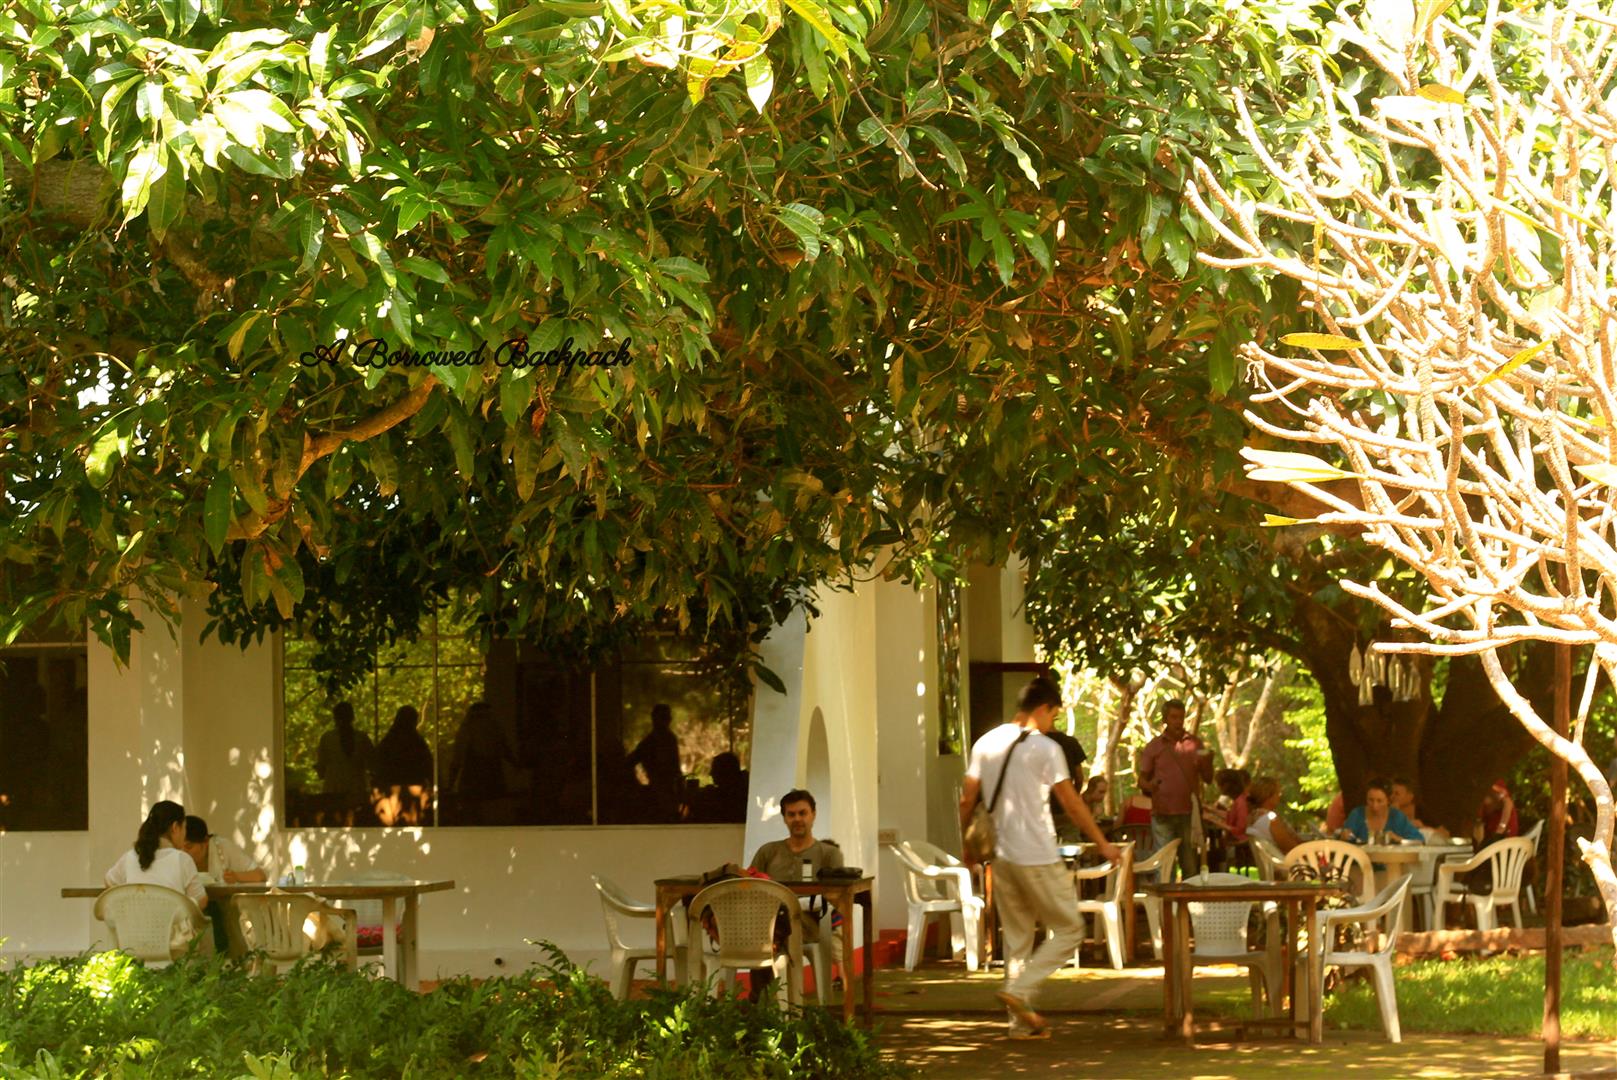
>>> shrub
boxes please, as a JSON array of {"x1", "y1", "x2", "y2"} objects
[{"x1": 0, "y1": 946, "x2": 905, "y2": 1079}]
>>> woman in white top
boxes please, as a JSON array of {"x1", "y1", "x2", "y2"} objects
[
  {"x1": 1244, "y1": 777, "x2": 1303, "y2": 854},
  {"x1": 103, "y1": 799, "x2": 208, "y2": 907}
]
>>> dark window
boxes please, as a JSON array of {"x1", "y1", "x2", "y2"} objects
[
  {"x1": 282, "y1": 619, "x2": 751, "y2": 828},
  {"x1": 0, "y1": 625, "x2": 88, "y2": 831}
]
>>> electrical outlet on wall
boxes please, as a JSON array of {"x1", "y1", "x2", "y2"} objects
[{"x1": 877, "y1": 828, "x2": 899, "y2": 845}]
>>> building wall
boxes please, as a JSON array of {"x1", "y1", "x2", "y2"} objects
[{"x1": 2, "y1": 563, "x2": 1036, "y2": 976}]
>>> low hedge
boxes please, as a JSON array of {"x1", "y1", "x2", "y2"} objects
[{"x1": 0, "y1": 945, "x2": 905, "y2": 1079}]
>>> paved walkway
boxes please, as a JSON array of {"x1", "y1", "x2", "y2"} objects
[
  {"x1": 864, "y1": 962, "x2": 1617, "y2": 1078},
  {"x1": 876, "y1": 1012, "x2": 1617, "y2": 1079}
]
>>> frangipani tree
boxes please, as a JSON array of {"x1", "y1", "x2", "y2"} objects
[{"x1": 1187, "y1": 0, "x2": 1617, "y2": 936}]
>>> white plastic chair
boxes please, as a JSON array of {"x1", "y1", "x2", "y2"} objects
[
  {"x1": 94, "y1": 884, "x2": 212, "y2": 968},
  {"x1": 1434, "y1": 837, "x2": 1533, "y2": 932},
  {"x1": 890, "y1": 842, "x2": 983, "y2": 972},
  {"x1": 1283, "y1": 840, "x2": 1375, "y2": 905},
  {"x1": 1309, "y1": 876, "x2": 1411, "y2": 1042},
  {"x1": 1072, "y1": 842, "x2": 1133, "y2": 970},
  {"x1": 1131, "y1": 838, "x2": 1181, "y2": 960},
  {"x1": 1522, "y1": 820, "x2": 1545, "y2": 914},
  {"x1": 591, "y1": 875, "x2": 688, "y2": 1000},
  {"x1": 1249, "y1": 836, "x2": 1285, "y2": 882},
  {"x1": 687, "y1": 877, "x2": 804, "y2": 1006},
  {"x1": 233, "y1": 892, "x2": 358, "y2": 974},
  {"x1": 1180, "y1": 872, "x2": 1282, "y2": 1016}
]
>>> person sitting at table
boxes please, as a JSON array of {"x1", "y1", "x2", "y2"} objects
[
  {"x1": 1473, "y1": 780, "x2": 1519, "y2": 843},
  {"x1": 747, "y1": 788, "x2": 844, "y2": 995},
  {"x1": 1339, "y1": 778, "x2": 1424, "y2": 844},
  {"x1": 1244, "y1": 776, "x2": 1303, "y2": 854},
  {"x1": 1389, "y1": 776, "x2": 1449, "y2": 839},
  {"x1": 1081, "y1": 776, "x2": 1110, "y2": 820},
  {"x1": 104, "y1": 800, "x2": 211, "y2": 947},
  {"x1": 1204, "y1": 769, "x2": 1252, "y2": 870},
  {"x1": 180, "y1": 816, "x2": 267, "y2": 884}
]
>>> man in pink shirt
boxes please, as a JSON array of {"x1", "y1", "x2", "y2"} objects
[{"x1": 1137, "y1": 699, "x2": 1213, "y2": 877}]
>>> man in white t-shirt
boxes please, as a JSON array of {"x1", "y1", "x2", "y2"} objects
[{"x1": 960, "y1": 677, "x2": 1121, "y2": 1039}]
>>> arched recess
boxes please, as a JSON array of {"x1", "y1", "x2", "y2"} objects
[{"x1": 805, "y1": 706, "x2": 832, "y2": 836}]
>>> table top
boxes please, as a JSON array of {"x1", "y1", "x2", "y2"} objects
[
  {"x1": 63, "y1": 879, "x2": 455, "y2": 900},
  {"x1": 1361, "y1": 842, "x2": 1472, "y2": 861},
  {"x1": 1143, "y1": 879, "x2": 1348, "y2": 900},
  {"x1": 655, "y1": 875, "x2": 872, "y2": 893}
]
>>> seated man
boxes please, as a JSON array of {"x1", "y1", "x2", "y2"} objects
[
  {"x1": 747, "y1": 788, "x2": 844, "y2": 987},
  {"x1": 182, "y1": 815, "x2": 268, "y2": 954},
  {"x1": 181, "y1": 816, "x2": 268, "y2": 884}
]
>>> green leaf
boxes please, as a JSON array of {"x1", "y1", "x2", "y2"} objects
[
  {"x1": 85, "y1": 427, "x2": 123, "y2": 487},
  {"x1": 204, "y1": 471, "x2": 233, "y2": 555},
  {"x1": 309, "y1": 28, "x2": 333, "y2": 86},
  {"x1": 228, "y1": 312, "x2": 264, "y2": 361},
  {"x1": 755, "y1": 664, "x2": 788, "y2": 695},
  {"x1": 784, "y1": 0, "x2": 848, "y2": 60},
  {"x1": 144, "y1": 157, "x2": 183, "y2": 239},
  {"x1": 120, "y1": 144, "x2": 167, "y2": 221},
  {"x1": 916, "y1": 125, "x2": 966, "y2": 180},
  {"x1": 775, "y1": 202, "x2": 824, "y2": 260},
  {"x1": 744, "y1": 53, "x2": 773, "y2": 114},
  {"x1": 350, "y1": 231, "x2": 397, "y2": 286}
]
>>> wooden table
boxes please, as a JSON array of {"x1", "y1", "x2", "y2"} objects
[
  {"x1": 1145, "y1": 879, "x2": 1346, "y2": 1045},
  {"x1": 654, "y1": 876, "x2": 875, "y2": 1023},
  {"x1": 64, "y1": 879, "x2": 454, "y2": 989}
]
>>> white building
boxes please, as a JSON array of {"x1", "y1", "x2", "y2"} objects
[{"x1": 0, "y1": 563, "x2": 1039, "y2": 978}]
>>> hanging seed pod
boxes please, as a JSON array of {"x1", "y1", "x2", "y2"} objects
[{"x1": 1349, "y1": 645, "x2": 1363, "y2": 687}]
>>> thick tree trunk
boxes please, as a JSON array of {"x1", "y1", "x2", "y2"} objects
[
  {"x1": 1292, "y1": 596, "x2": 1548, "y2": 833},
  {"x1": 1418, "y1": 649, "x2": 1555, "y2": 833}
]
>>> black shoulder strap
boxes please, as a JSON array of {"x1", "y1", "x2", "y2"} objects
[{"x1": 987, "y1": 730, "x2": 1034, "y2": 813}]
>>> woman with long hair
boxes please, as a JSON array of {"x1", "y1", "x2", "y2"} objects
[{"x1": 103, "y1": 799, "x2": 208, "y2": 907}]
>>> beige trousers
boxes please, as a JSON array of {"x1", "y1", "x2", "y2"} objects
[{"x1": 994, "y1": 859, "x2": 1083, "y2": 1029}]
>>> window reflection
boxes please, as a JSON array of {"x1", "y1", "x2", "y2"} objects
[{"x1": 282, "y1": 620, "x2": 751, "y2": 828}]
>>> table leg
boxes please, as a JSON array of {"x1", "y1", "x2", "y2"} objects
[
  {"x1": 381, "y1": 896, "x2": 399, "y2": 984},
  {"x1": 1159, "y1": 898, "x2": 1177, "y2": 1036},
  {"x1": 1306, "y1": 896, "x2": 1323, "y2": 1044},
  {"x1": 859, "y1": 891, "x2": 874, "y2": 1025},
  {"x1": 1283, "y1": 898, "x2": 1298, "y2": 1035},
  {"x1": 1122, "y1": 862, "x2": 1136, "y2": 962},
  {"x1": 400, "y1": 894, "x2": 420, "y2": 991},
  {"x1": 982, "y1": 864, "x2": 996, "y2": 965},
  {"x1": 1176, "y1": 900, "x2": 1195, "y2": 1044},
  {"x1": 655, "y1": 887, "x2": 669, "y2": 985}
]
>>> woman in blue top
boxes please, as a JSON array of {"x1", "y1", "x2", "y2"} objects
[{"x1": 1340, "y1": 778, "x2": 1425, "y2": 843}]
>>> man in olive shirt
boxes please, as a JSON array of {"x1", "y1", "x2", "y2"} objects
[{"x1": 749, "y1": 788, "x2": 844, "y2": 971}]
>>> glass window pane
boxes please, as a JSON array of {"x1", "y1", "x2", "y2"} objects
[{"x1": 0, "y1": 646, "x2": 88, "y2": 830}]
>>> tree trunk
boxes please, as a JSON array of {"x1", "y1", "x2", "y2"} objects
[
  {"x1": 1095, "y1": 674, "x2": 1139, "y2": 814},
  {"x1": 1292, "y1": 596, "x2": 1548, "y2": 833}
]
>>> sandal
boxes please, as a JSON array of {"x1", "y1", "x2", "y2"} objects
[{"x1": 996, "y1": 991, "x2": 1048, "y2": 1035}]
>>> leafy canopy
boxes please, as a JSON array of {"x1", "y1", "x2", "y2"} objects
[{"x1": 2, "y1": 0, "x2": 1344, "y2": 680}]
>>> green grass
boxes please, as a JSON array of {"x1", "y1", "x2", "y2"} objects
[{"x1": 1324, "y1": 947, "x2": 1617, "y2": 1038}]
